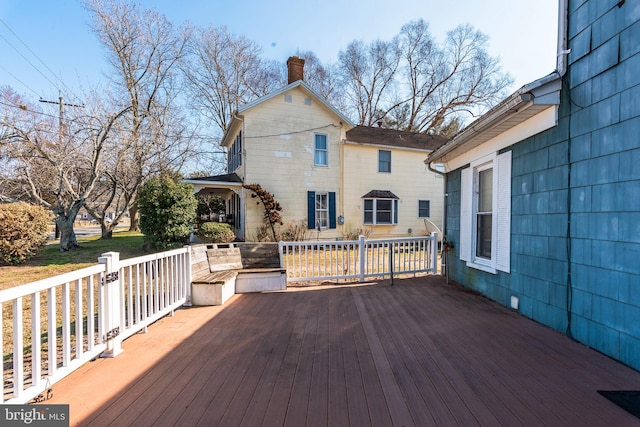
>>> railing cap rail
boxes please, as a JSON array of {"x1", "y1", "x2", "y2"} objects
[{"x1": 0, "y1": 264, "x2": 106, "y2": 303}]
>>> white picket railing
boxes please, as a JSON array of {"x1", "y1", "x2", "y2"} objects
[
  {"x1": 0, "y1": 247, "x2": 190, "y2": 404},
  {"x1": 279, "y1": 234, "x2": 438, "y2": 283}
]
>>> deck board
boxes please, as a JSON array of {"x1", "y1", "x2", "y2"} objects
[{"x1": 46, "y1": 276, "x2": 640, "y2": 426}]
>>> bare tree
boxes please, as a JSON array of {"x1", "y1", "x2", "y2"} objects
[
  {"x1": 336, "y1": 20, "x2": 512, "y2": 134},
  {"x1": 393, "y1": 21, "x2": 512, "y2": 133},
  {"x1": 337, "y1": 38, "x2": 402, "y2": 126},
  {"x1": 0, "y1": 87, "x2": 129, "y2": 250},
  {"x1": 85, "y1": 0, "x2": 190, "y2": 232},
  {"x1": 294, "y1": 50, "x2": 343, "y2": 109},
  {"x1": 181, "y1": 25, "x2": 283, "y2": 136}
]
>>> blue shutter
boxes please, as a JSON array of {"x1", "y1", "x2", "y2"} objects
[
  {"x1": 307, "y1": 191, "x2": 315, "y2": 229},
  {"x1": 329, "y1": 192, "x2": 336, "y2": 229}
]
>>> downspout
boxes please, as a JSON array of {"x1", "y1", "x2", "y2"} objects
[
  {"x1": 427, "y1": 162, "x2": 448, "y2": 279},
  {"x1": 340, "y1": 126, "x2": 345, "y2": 237},
  {"x1": 556, "y1": 0, "x2": 574, "y2": 339},
  {"x1": 557, "y1": 0, "x2": 570, "y2": 77}
]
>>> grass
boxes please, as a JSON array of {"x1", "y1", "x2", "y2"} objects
[{"x1": 0, "y1": 231, "x2": 147, "y2": 290}]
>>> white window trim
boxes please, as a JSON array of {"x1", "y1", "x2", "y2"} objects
[
  {"x1": 378, "y1": 150, "x2": 391, "y2": 173},
  {"x1": 363, "y1": 198, "x2": 399, "y2": 225},
  {"x1": 315, "y1": 191, "x2": 329, "y2": 229},
  {"x1": 314, "y1": 133, "x2": 328, "y2": 167},
  {"x1": 418, "y1": 199, "x2": 431, "y2": 218},
  {"x1": 459, "y1": 151, "x2": 511, "y2": 274}
]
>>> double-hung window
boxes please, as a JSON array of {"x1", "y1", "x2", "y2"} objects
[
  {"x1": 418, "y1": 200, "x2": 431, "y2": 218},
  {"x1": 315, "y1": 192, "x2": 329, "y2": 228},
  {"x1": 378, "y1": 150, "x2": 391, "y2": 173},
  {"x1": 460, "y1": 151, "x2": 511, "y2": 273},
  {"x1": 314, "y1": 134, "x2": 328, "y2": 166},
  {"x1": 307, "y1": 191, "x2": 336, "y2": 229}
]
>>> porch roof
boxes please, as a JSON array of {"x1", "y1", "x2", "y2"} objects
[{"x1": 183, "y1": 173, "x2": 243, "y2": 192}]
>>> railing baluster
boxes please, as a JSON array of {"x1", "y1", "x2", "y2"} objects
[
  {"x1": 75, "y1": 278, "x2": 82, "y2": 359},
  {"x1": 127, "y1": 265, "x2": 133, "y2": 328},
  {"x1": 62, "y1": 282, "x2": 70, "y2": 367},
  {"x1": 13, "y1": 297, "x2": 24, "y2": 399},
  {"x1": 87, "y1": 275, "x2": 95, "y2": 351},
  {"x1": 48, "y1": 287, "x2": 57, "y2": 378},
  {"x1": 31, "y1": 292, "x2": 41, "y2": 388}
]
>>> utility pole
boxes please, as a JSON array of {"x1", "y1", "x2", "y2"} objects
[{"x1": 39, "y1": 97, "x2": 84, "y2": 239}]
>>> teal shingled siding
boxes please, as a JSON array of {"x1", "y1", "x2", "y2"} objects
[{"x1": 444, "y1": 0, "x2": 640, "y2": 370}]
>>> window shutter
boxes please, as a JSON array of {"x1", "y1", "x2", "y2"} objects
[
  {"x1": 496, "y1": 151, "x2": 512, "y2": 273},
  {"x1": 329, "y1": 192, "x2": 337, "y2": 229},
  {"x1": 307, "y1": 191, "x2": 315, "y2": 229},
  {"x1": 459, "y1": 167, "x2": 472, "y2": 262}
]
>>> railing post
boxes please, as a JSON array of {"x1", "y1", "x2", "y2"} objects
[
  {"x1": 278, "y1": 241, "x2": 284, "y2": 269},
  {"x1": 98, "y1": 252, "x2": 123, "y2": 358},
  {"x1": 431, "y1": 232, "x2": 438, "y2": 274},
  {"x1": 358, "y1": 235, "x2": 366, "y2": 282},
  {"x1": 183, "y1": 245, "x2": 193, "y2": 306}
]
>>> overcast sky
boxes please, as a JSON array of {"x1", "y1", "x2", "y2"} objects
[{"x1": 0, "y1": 0, "x2": 559, "y2": 104}]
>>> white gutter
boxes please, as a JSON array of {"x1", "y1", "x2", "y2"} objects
[{"x1": 425, "y1": 72, "x2": 561, "y2": 166}]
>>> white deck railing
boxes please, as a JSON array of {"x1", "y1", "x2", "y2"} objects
[
  {"x1": 0, "y1": 247, "x2": 190, "y2": 404},
  {"x1": 279, "y1": 234, "x2": 438, "y2": 283}
]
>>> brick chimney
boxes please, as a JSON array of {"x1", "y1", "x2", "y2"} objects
[{"x1": 287, "y1": 56, "x2": 305, "y2": 84}]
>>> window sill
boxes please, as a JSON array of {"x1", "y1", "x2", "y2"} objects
[{"x1": 465, "y1": 261, "x2": 497, "y2": 275}]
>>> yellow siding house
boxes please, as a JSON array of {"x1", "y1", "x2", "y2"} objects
[{"x1": 185, "y1": 57, "x2": 446, "y2": 241}]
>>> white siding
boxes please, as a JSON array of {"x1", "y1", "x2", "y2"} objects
[{"x1": 343, "y1": 144, "x2": 444, "y2": 239}]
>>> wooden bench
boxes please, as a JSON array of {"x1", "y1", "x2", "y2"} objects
[{"x1": 190, "y1": 243, "x2": 286, "y2": 306}]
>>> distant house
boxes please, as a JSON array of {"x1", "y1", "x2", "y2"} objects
[
  {"x1": 186, "y1": 56, "x2": 446, "y2": 241},
  {"x1": 425, "y1": 0, "x2": 640, "y2": 371}
]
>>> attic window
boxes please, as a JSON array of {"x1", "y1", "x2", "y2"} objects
[
  {"x1": 284, "y1": 94, "x2": 292, "y2": 103},
  {"x1": 304, "y1": 98, "x2": 312, "y2": 106}
]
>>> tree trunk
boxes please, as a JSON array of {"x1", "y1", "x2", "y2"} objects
[
  {"x1": 57, "y1": 216, "x2": 80, "y2": 251},
  {"x1": 101, "y1": 223, "x2": 114, "y2": 239},
  {"x1": 128, "y1": 205, "x2": 140, "y2": 232}
]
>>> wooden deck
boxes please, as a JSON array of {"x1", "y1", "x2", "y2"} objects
[{"x1": 47, "y1": 276, "x2": 640, "y2": 426}]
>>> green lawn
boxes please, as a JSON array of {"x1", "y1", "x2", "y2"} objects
[{"x1": 0, "y1": 232, "x2": 148, "y2": 290}]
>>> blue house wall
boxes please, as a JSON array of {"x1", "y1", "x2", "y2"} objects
[{"x1": 444, "y1": 0, "x2": 640, "y2": 370}]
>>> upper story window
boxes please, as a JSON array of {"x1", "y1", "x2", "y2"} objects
[
  {"x1": 227, "y1": 131, "x2": 242, "y2": 173},
  {"x1": 378, "y1": 150, "x2": 391, "y2": 173},
  {"x1": 418, "y1": 200, "x2": 431, "y2": 218},
  {"x1": 459, "y1": 151, "x2": 511, "y2": 274},
  {"x1": 314, "y1": 133, "x2": 328, "y2": 166}
]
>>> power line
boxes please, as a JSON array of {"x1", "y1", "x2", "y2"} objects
[
  {"x1": 0, "y1": 31, "x2": 61, "y2": 94},
  {"x1": 0, "y1": 64, "x2": 42, "y2": 98},
  {"x1": 0, "y1": 99, "x2": 223, "y2": 142},
  {"x1": 243, "y1": 123, "x2": 339, "y2": 139},
  {"x1": 0, "y1": 17, "x2": 83, "y2": 100}
]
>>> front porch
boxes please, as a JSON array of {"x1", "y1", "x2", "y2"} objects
[{"x1": 47, "y1": 275, "x2": 640, "y2": 426}]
